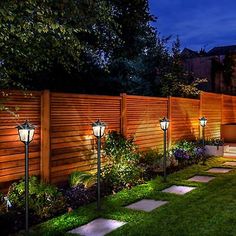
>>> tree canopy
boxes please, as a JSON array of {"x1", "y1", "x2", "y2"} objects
[{"x1": 0, "y1": 0, "x2": 204, "y2": 97}]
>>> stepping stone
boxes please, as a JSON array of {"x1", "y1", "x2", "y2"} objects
[
  {"x1": 187, "y1": 175, "x2": 215, "y2": 183},
  {"x1": 68, "y1": 218, "x2": 126, "y2": 236},
  {"x1": 125, "y1": 199, "x2": 168, "y2": 212},
  {"x1": 207, "y1": 167, "x2": 232, "y2": 173},
  {"x1": 162, "y1": 185, "x2": 196, "y2": 195},
  {"x1": 223, "y1": 161, "x2": 236, "y2": 167}
]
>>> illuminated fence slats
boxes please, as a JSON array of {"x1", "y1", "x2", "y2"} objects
[{"x1": 0, "y1": 90, "x2": 236, "y2": 190}]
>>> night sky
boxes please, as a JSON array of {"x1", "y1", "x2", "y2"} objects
[{"x1": 149, "y1": 0, "x2": 236, "y2": 52}]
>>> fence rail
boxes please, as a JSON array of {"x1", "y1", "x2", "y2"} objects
[{"x1": 0, "y1": 90, "x2": 236, "y2": 190}]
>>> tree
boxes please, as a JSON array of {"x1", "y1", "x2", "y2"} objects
[
  {"x1": 0, "y1": 0, "x2": 120, "y2": 90},
  {"x1": 160, "y1": 37, "x2": 207, "y2": 98},
  {"x1": 107, "y1": 0, "x2": 169, "y2": 95}
]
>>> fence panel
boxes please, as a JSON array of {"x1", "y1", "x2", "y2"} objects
[
  {"x1": 0, "y1": 90, "x2": 41, "y2": 189},
  {"x1": 200, "y1": 92, "x2": 222, "y2": 139},
  {"x1": 171, "y1": 97, "x2": 200, "y2": 143},
  {"x1": 222, "y1": 95, "x2": 236, "y2": 124},
  {"x1": 50, "y1": 92, "x2": 121, "y2": 184},
  {"x1": 126, "y1": 95, "x2": 168, "y2": 151}
]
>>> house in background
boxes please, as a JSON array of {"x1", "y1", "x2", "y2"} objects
[{"x1": 181, "y1": 45, "x2": 236, "y2": 94}]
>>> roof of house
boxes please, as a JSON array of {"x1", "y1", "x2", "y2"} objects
[
  {"x1": 207, "y1": 45, "x2": 236, "y2": 56},
  {"x1": 181, "y1": 48, "x2": 199, "y2": 58}
]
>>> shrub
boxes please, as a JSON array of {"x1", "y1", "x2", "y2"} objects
[
  {"x1": 62, "y1": 184, "x2": 97, "y2": 210},
  {"x1": 0, "y1": 192, "x2": 6, "y2": 214},
  {"x1": 69, "y1": 171, "x2": 96, "y2": 188},
  {"x1": 204, "y1": 138, "x2": 224, "y2": 146},
  {"x1": 139, "y1": 149, "x2": 163, "y2": 180},
  {"x1": 102, "y1": 131, "x2": 142, "y2": 191},
  {"x1": 172, "y1": 140, "x2": 204, "y2": 166},
  {"x1": 8, "y1": 176, "x2": 65, "y2": 219}
]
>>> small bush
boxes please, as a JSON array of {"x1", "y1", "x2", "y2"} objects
[
  {"x1": 204, "y1": 138, "x2": 224, "y2": 146},
  {"x1": 139, "y1": 149, "x2": 163, "y2": 180},
  {"x1": 0, "y1": 192, "x2": 6, "y2": 214},
  {"x1": 172, "y1": 140, "x2": 205, "y2": 167},
  {"x1": 8, "y1": 176, "x2": 65, "y2": 219},
  {"x1": 69, "y1": 171, "x2": 96, "y2": 188},
  {"x1": 102, "y1": 131, "x2": 142, "y2": 192}
]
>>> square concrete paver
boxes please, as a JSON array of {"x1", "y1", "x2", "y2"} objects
[
  {"x1": 125, "y1": 199, "x2": 168, "y2": 212},
  {"x1": 187, "y1": 175, "x2": 215, "y2": 183},
  {"x1": 223, "y1": 162, "x2": 236, "y2": 167},
  {"x1": 68, "y1": 218, "x2": 126, "y2": 236},
  {"x1": 162, "y1": 185, "x2": 196, "y2": 195},
  {"x1": 207, "y1": 167, "x2": 232, "y2": 173}
]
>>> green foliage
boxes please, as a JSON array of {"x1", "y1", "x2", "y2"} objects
[
  {"x1": 0, "y1": 0, "x2": 119, "y2": 89},
  {"x1": 172, "y1": 140, "x2": 205, "y2": 166},
  {"x1": 139, "y1": 149, "x2": 163, "y2": 179},
  {"x1": 0, "y1": 192, "x2": 5, "y2": 214},
  {"x1": 204, "y1": 138, "x2": 224, "y2": 146},
  {"x1": 8, "y1": 176, "x2": 65, "y2": 219},
  {"x1": 160, "y1": 37, "x2": 207, "y2": 98},
  {"x1": 69, "y1": 171, "x2": 96, "y2": 188},
  {"x1": 102, "y1": 131, "x2": 142, "y2": 190}
]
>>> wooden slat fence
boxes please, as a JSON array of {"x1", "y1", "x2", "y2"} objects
[
  {"x1": 0, "y1": 90, "x2": 41, "y2": 190},
  {"x1": 0, "y1": 90, "x2": 236, "y2": 190},
  {"x1": 170, "y1": 97, "x2": 200, "y2": 144},
  {"x1": 200, "y1": 92, "x2": 222, "y2": 139},
  {"x1": 125, "y1": 95, "x2": 168, "y2": 150}
]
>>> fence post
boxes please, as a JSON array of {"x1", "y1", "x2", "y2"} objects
[
  {"x1": 221, "y1": 94, "x2": 224, "y2": 138},
  {"x1": 40, "y1": 90, "x2": 50, "y2": 183},
  {"x1": 199, "y1": 92, "x2": 203, "y2": 140},
  {"x1": 120, "y1": 93, "x2": 127, "y2": 137},
  {"x1": 168, "y1": 96, "x2": 172, "y2": 149}
]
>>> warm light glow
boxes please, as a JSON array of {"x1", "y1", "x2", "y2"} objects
[
  {"x1": 199, "y1": 117, "x2": 207, "y2": 127},
  {"x1": 160, "y1": 117, "x2": 170, "y2": 131},
  {"x1": 92, "y1": 119, "x2": 106, "y2": 138},
  {"x1": 17, "y1": 120, "x2": 35, "y2": 143}
]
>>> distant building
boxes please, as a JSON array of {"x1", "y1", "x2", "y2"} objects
[{"x1": 181, "y1": 45, "x2": 236, "y2": 94}]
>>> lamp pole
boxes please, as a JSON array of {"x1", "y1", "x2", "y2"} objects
[
  {"x1": 17, "y1": 120, "x2": 35, "y2": 234},
  {"x1": 160, "y1": 117, "x2": 170, "y2": 182},
  {"x1": 92, "y1": 120, "x2": 106, "y2": 210},
  {"x1": 97, "y1": 128, "x2": 101, "y2": 210},
  {"x1": 25, "y1": 134, "x2": 29, "y2": 233},
  {"x1": 199, "y1": 117, "x2": 207, "y2": 147},
  {"x1": 163, "y1": 129, "x2": 167, "y2": 182}
]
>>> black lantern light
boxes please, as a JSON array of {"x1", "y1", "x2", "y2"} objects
[
  {"x1": 92, "y1": 119, "x2": 106, "y2": 210},
  {"x1": 160, "y1": 117, "x2": 169, "y2": 182},
  {"x1": 17, "y1": 120, "x2": 35, "y2": 234}
]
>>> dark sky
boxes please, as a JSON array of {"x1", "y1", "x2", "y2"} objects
[{"x1": 149, "y1": 0, "x2": 236, "y2": 52}]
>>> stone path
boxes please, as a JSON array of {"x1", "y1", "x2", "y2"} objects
[
  {"x1": 68, "y1": 218, "x2": 126, "y2": 236},
  {"x1": 125, "y1": 199, "x2": 168, "y2": 212},
  {"x1": 223, "y1": 161, "x2": 236, "y2": 167},
  {"x1": 162, "y1": 185, "x2": 196, "y2": 195},
  {"x1": 187, "y1": 175, "x2": 215, "y2": 183},
  {"x1": 68, "y1": 159, "x2": 236, "y2": 235},
  {"x1": 206, "y1": 167, "x2": 232, "y2": 173}
]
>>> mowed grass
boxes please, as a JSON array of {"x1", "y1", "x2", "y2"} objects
[{"x1": 30, "y1": 157, "x2": 236, "y2": 236}]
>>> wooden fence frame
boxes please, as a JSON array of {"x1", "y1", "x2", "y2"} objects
[{"x1": 1, "y1": 90, "x2": 236, "y2": 187}]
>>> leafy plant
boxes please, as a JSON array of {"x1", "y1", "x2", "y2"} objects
[
  {"x1": 8, "y1": 176, "x2": 65, "y2": 219},
  {"x1": 69, "y1": 171, "x2": 96, "y2": 188},
  {"x1": 204, "y1": 138, "x2": 224, "y2": 146},
  {"x1": 172, "y1": 140, "x2": 204, "y2": 166},
  {"x1": 139, "y1": 149, "x2": 163, "y2": 180},
  {"x1": 102, "y1": 131, "x2": 142, "y2": 191}
]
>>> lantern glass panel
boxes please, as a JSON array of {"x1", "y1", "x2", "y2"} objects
[{"x1": 92, "y1": 125, "x2": 105, "y2": 138}]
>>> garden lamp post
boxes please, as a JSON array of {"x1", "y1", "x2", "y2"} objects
[
  {"x1": 92, "y1": 119, "x2": 106, "y2": 210},
  {"x1": 17, "y1": 120, "x2": 35, "y2": 234},
  {"x1": 199, "y1": 117, "x2": 207, "y2": 146},
  {"x1": 160, "y1": 117, "x2": 170, "y2": 182}
]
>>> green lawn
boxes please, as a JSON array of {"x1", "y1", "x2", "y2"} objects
[{"x1": 30, "y1": 157, "x2": 236, "y2": 236}]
